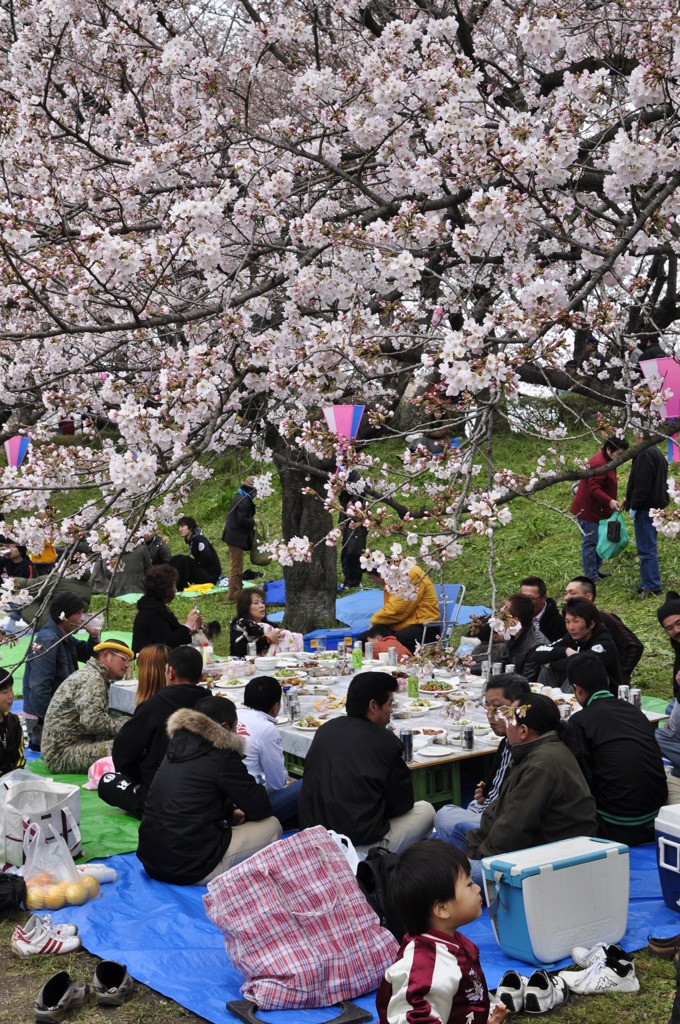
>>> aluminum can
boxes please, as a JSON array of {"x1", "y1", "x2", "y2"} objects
[
  {"x1": 559, "y1": 703, "x2": 572, "y2": 720},
  {"x1": 491, "y1": 662, "x2": 504, "y2": 676},
  {"x1": 247, "y1": 642, "x2": 257, "y2": 658},
  {"x1": 289, "y1": 695, "x2": 300, "y2": 723},
  {"x1": 618, "y1": 685, "x2": 630, "y2": 702},
  {"x1": 462, "y1": 725, "x2": 474, "y2": 751},
  {"x1": 630, "y1": 688, "x2": 642, "y2": 708},
  {"x1": 364, "y1": 641, "x2": 374, "y2": 661},
  {"x1": 388, "y1": 645, "x2": 398, "y2": 666},
  {"x1": 400, "y1": 729, "x2": 413, "y2": 762}
]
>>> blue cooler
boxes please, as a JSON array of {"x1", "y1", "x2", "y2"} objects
[
  {"x1": 481, "y1": 836, "x2": 629, "y2": 965},
  {"x1": 656, "y1": 805, "x2": 680, "y2": 911}
]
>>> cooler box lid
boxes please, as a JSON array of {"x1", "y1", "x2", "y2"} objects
[
  {"x1": 656, "y1": 804, "x2": 680, "y2": 831},
  {"x1": 482, "y1": 836, "x2": 629, "y2": 888}
]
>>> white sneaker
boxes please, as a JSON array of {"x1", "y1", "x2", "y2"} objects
[
  {"x1": 496, "y1": 969, "x2": 529, "y2": 1013},
  {"x1": 19, "y1": 914, "x2": 78, "y2": 939},
  {"x1": 524, "y1": 970, "x2": 569, "y2": 1014},
  {"x1": 571, "y1": 942, "x2": 631, "y2": 968},
  {"x1": 11, "y1": 917, "x2": 81, "y2": 957},
  {"x1": 559, "y1": 958, "x2": 639, "y2": 995}
]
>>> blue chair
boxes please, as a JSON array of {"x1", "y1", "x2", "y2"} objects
[{"x1": 421, "y1": 583, "x2": 466, "y2": 646}]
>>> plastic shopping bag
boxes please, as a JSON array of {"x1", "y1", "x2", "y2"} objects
[{"x1": 596, "y1": 511, "x2": 629, "y2": 561}]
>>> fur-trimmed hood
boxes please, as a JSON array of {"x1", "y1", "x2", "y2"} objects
[{"x1": 166, "y1": 707, "x2": 245, "y2": 754}]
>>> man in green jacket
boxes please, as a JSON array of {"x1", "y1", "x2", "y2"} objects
[
  {"x1": 460, "y1": 694, "x2": 597, "y2": 886},
  {"x1": 41, "y1": 639, "x2": 134, "y2": 775}
]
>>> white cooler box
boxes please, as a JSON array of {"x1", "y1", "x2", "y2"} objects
[
  {"x1": 656, "y1": 804, "x2": 680, "y2": 912},
  {"x1": 481, "y1": 837, "x2": 630, "y2": 965}
]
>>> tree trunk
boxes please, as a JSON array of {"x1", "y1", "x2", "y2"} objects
[{"x1": 270, "y1": 438, "x2": 338, "y2": 634}]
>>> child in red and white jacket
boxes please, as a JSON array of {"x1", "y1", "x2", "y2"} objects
[{"x1": 376, "y1": 840, "x2": 507, "y2": 1024}]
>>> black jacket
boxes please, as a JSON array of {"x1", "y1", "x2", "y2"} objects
[
  {"x1": 187, "y1": 529, "x2": 221, "y2": 582},
  {"x1": 145, "y1": 535, "x2": 172, "y2": 565},
  {"x1": 298, "y1": 716, "x2": 414, "y2": 845},
  {"x1": 533, "y1": 623, "x2": 622, "y2": 694},
  {"x1": 132, "y1": 596, "x2": 193, "y2": 654},
  {"x1": 0, "y1": 711, "x2": 25, "y2": 775},
  {"x1": 222, "y1": 487, "x2": 256, "y2": 550},
  {"x1": 112, "y1": 683, "x2": 209, "y2": 789},
  {"x1": 567, "y1": 693, "x2": 667, "y2": 844},
  {"x1": 624, "y1": 445, "x2": 668, "y2": 511},
  {"x1": 598, "y1": 610, "x2": 643, "y2": 687},
  {"x1": 137, "y1": 708, "x2": 272, "y2": 885},
  {"x1": 536, "y1": 598, "x2": 566, "y2": 643},
  {"x1": 671, "y1": 635, "x2": 680, "y2": 700}
]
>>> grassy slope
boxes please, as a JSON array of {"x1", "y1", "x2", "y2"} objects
[
  {"x1": 91, "y1": 427, "x2": 680, "y2": 698},
  {"x1": 13, "y1": 427, "x2": 679, "y2": 1024}
]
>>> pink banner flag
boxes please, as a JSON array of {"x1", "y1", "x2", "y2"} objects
[
  {"x1": 640, "y1": 357, "x2": 680, "y2": 419},
  {"x1": 4, "y1": 435, "x2": 30, "y2": 467},
  {"x1": 669, "y1": 435, "x2": 680, "y2": 463},
  {"x1": 322, "y1": 405, "x2": 365, "y2": 440}
]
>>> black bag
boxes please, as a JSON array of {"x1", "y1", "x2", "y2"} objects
[
  {"x1": 607, "y1": 518, "x2": 622, "y2": 543},
  {"x1": 0, "y1": 872, "x2": 27, "y2": 912},
  {"x1": 356, "y1": 847, "x2": 405, "y2": 941}
]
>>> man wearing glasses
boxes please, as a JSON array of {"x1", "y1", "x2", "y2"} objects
[
  {"x1": 434, "y1": 673, "x2": 531, "y2": 844},
  {"x1": 41, "y1": 639, "x2": 134, "y2": 775}
]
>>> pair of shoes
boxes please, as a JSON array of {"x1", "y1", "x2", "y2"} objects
[
  {"x1": 638, "y1": 587, "x2": 663, "y2": 596},
  {"x1": 496, "y1": 969, "x2": 568, "y2": 1014},
  {"x1": 11, "y1": 916, "x2": 81, "y2": 957},
  {"x1": 34, "y1": 972, "x2": 88, "y2": 1023},
  {"x1": 559, "y1": 944, "x2": 638, "y2": 995},
  {"x1": 93, "y1": 960, "x2": 134, "y2": 1006},
  {"x1": 648, "y1": 932, "x2": 680, "y2": 959},
  {"x1": 34, "y1": 962, "x2": 134, "y2": 1021}
]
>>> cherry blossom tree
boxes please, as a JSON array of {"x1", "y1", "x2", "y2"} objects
[{"x1": 0, "y1": 0, "x2": 678, "y2": 630}]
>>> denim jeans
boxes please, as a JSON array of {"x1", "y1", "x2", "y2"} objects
[
  {"x1": 578, "y1": 517, "x2": 602, "y2": 580},
  {"x1": 268, "y1": 779, "x2": 302, "y2": 824},
  {"x1": 630, "y1": 508, "x2": 661, "y2": 591},
  {"x1": 439, "y1": 818, "x2": 485, "y2": 890}
]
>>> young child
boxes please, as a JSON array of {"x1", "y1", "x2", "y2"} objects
[
  {"x1": 0, "y1": 669, "x2": 25, "y2": 776},
  {"x1": 376, "y1": 839, "x2": 508, "y2": 1024}
]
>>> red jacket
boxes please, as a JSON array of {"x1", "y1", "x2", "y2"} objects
[{"x1": 570, "y1": 450, "x2": 617, "y2": 523}]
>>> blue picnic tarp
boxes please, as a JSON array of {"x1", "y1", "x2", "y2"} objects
[{"x1": 42, "y1": 843, "x2": 676, "y2": 1024}]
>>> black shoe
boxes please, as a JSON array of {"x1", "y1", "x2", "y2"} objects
[
  {"x1": 34, "y1": 972, "x2": 88, "y2": 1023},
  {"x1": 242, "y1": 570, "x2": 264, "y2": 581},
  {"x1": 597, "y1": 571, "x2": 611, "y2": 579},
  {"x1": 93, "y1": 961, "x2": 134, "y2": 1006}
]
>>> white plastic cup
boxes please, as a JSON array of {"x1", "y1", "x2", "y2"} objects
[{"x1": 378, "y1": 652, "x2": 390, "y2": 664}]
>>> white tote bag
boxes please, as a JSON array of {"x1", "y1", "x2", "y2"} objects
[{"x1": 1, "y1": 777, "x2": 81, "y2": 867}]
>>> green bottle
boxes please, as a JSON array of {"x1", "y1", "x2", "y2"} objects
[{"x1": 352, "y1": 641, "x2": 363, "y2": 670}]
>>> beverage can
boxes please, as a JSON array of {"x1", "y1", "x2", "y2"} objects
[
  {"x1": 491, "y1": 662, "x2": 504, "y2": 676},
  {"x1": 618, "y1": 685, "x2": 630, "y2": 702},
  {"x1": 388, "y1": 645, "x2": 398, "y2": 666},
  {"x1": 247, "y1": 641, "x2": 257, "y2": 658},
  {"x1": 400, "y1": 729, "x2": 413, "y2": 762},
  {"x1": 559, "y1": 703, "x2": 572, "y2": 720},
  {"x1": 289, "y1": 695, "x2": 300, "y2": 723},
  {"x1": 462, "y1": 725, "x2": 474, "y2": 751},
  {"x1": 364, "y1": 641, "x2": 374, "y2": 661},
  {"x1": 630, "y1": 688, "x2": 642, "y2": 708},
  {"x1": 407, "y1": 675, "x2": 419, "y2": 699}
]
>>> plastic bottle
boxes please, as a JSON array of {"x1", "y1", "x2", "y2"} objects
[
  {"x1": 202, "y1": 641, "x2": 214, "y2": 665},
  {"x1": 352, "y1": 641, "x2": 363, "y2": 671}
]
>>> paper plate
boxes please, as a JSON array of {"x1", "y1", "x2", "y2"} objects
[
  {"x1": 403, "y1": 699, "x2": 443, "y2": 712},
  {"x1": 416, "y1": 744, "x2": 459, "y2": 758}
]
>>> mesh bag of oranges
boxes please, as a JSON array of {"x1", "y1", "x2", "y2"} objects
[{"x1": 21, "y1": 821, "x2": 100, "y2": 911}]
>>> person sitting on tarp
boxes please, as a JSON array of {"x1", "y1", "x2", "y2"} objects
[
  {"x1": 565, "y1": 653, "x2": 667, "y2": 845},
  {"x1": 0, "y1": 669, "x2": 25, "y2": 776},
  {"x1": 99, "y1": 645, "x2": 209, "y2": 818},
  {"x1": 365, "y1": 625, "x2": 412, "y2": 664},
  {"x1": 447, "y1": 694, "x2": 597, "y2": 887},
  {"x1": 298, "y1": 672, "x2": 435, "y2": 853},
  {"x1": 363, "y1": 565, "x2": 441, "y2": 653},
  {"x1": 22, "y1": 592, "x2": 101, "y2": 751},
  {"x1": 170, "y1": 516, "x2": 222, "y2": 592},
  {"x1": 137, "y1": 696, "x2": 281, "y2": 885},
  {"x1": 237, "y1": 676, "x2": 302, "y2": 826},
  {"x1": 132, "y1": 565, "x2": 202, "y2": 655},
  {"x1": 41, "y1": 639, "x2": 134, "y2": 775}
]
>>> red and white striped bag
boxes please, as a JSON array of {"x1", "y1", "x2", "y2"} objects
[{"x1": 203, "y1": 825, "x2": 398, "y2": 1010}]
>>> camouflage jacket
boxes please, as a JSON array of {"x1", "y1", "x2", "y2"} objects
[{"x1": 41, "y1": 657, "x2": 121, "y2": 764}]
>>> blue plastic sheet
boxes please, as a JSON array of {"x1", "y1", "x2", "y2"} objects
[
  {"x1": 264, "y1": 579, "x2": 286, "y2": 605},
  {"x1": 43, "y1": 844, "x2": 678, "y2": 1024}
]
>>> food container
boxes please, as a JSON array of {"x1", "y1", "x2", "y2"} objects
[{"x1": 254, "y1": 657, "x2": 278, "y2": 672}]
